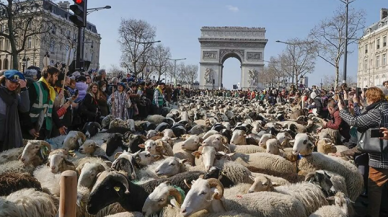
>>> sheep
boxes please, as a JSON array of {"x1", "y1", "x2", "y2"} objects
[
  {"x1": 188, "y1": 124, "x2": 207, "y2": 135},
  {"x1": 154, "y1": 156, "x2": 202, "y2": 177},
  {"x1": 63, "y1": 131, "x2": 87, "y2": 151},
  {"x1": 202, "y1": 130, "x2": 220, "y2": 140},
  {"x1": 258, "y1": 133, "x2": 274, "y2": 148},
  {"x1": 181, "y1": 135, "x2": 202, "y2": 151},
  {"x1": 0, "y1": 172, "x2": 42, "y2": 196},
  {"x1": 20, "y1": 140, "x2": 51, "y2": 167},
  {"x1": 223, "y1": 183, "x2": 253, "y2": 198},
  {"x1": 87, "y1": 170, "x2": 204, "y2": 215},
  {"x1": 173, "y1": 141, "x2": 195, "y2": 166},
  {"x1": 265, "y1": 139, "x2": 298, "y2": 162},
  {"x1": 46, "y1": 149, "x2": 76, "y2": 173},
  {"x1": 309, "y1": 192, "x2": 351, "y2": 217},
  {"x1": 82, "y1": 122, "x2": 102, "y2": 138},
  {"x1": 201, "y1": 134, "x2": 230, "y2": 152},
  {"x1": 180, "y1": 178, "x2": 306, "y2": 217},
  {"x1": 0, "y1": 160, "x2": 35, "y2": 176},
  {"x1": 194, "y1": 146, "x2": 298, "y2": 182},
  {"x1": 77, "y1": 162, "x2": 106, "y2": 189},
  {"x1": 0, "y1": 188, "x2": 58, "y2": 217},
  {"x1": 276, "y1": 131, "x2": 293, "y2": 147},
  {"x1": 102, "y1": 115, "x2": 115, "y2": 129},
  {"x1": 316, "y1": 138, "x2": 337, "y2": 155},
  {"x1": 79, "y1": 140, "x2": 109, "y2": 159},
  {"x1": 230, "y1": 129, "x2": 247, "y2": 145},
  {"x1": 142, "y1": 182, "x2": 184, "y2": 217},
  {"x1": 139, "y1": 139, "x2": 173, "y2": 157},
  {"x1": 105, "y1": 212, "x2": 144, "y2": 217},
  {"x1": 146, "y1": 114, "x2": 165, "y2": 125},
  {"x1": 33, "y1": 165, "x2": 62, "y2": 196},
  {"x1": 293, "y1": 133, "x2": 363, "y2": 201},
  {"x1": 228, "y1": 144, "x2": 265, "y2": 154},
  {"x1": 248, "y1": 173, "x2": 290, "y2": 191},
  {"x1": 0, "y1": 147, "x2": 24, "y2": 165}
]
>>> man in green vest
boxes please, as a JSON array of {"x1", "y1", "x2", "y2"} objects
[
  {"x1": 23, "y1": 66, "x2": 66, "y2": 139},
  {"x1": 152, "y1": 82, "x2": 165, "y2": 115}
]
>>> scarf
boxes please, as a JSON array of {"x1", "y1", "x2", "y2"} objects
[
  {"x1": 0, "y1": 86, "x2": 22, "y2": 150},
  {"x1": 112, "y1": 91, "x2": 128, "y2": 120},
  {"x1": 39, "y1": 77, "x2": 56, "y2": 102}
]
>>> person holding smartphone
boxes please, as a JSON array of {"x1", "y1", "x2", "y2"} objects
[
  {"x1": 0, "y1": 70, "x2": 29, "y2": 151},
  {"x1": 339, "y1": 87, "x2": 388, "y2": 217}
]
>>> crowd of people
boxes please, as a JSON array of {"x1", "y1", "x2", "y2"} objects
[{"x1": 0, "y1": 65, "x2": 388, "y2": 216}]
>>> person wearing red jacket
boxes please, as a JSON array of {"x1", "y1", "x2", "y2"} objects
[{"x1": 319, "y1": 98, "x2": 350, "y2": 143}]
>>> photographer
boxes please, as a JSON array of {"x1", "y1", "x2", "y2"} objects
[{"x1": 339, "y1": 87, "x2": 388, "y2": 217}]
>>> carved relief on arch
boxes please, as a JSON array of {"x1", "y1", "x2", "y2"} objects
[{"x1": 219, "y1": 49, "x2": 244, "y2": 62}]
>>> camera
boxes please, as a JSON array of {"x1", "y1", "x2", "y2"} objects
[{"x1": 370, "y1": 128, "x2": 384, "y2": 138}]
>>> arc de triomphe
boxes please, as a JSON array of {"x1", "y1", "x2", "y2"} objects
[{"x1": 199, "y1": 26, "x2": 267, "y2": 90}]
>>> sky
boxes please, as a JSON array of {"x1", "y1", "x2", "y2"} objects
[{"x1": 85, "y1": 0, "x2": 387, "y2": 89}]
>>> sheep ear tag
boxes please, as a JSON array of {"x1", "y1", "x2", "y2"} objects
[
  {"x1": 114, "y1": 186, "x2": 120, "y2": 192},
  {"x1": 40, "y1": 146, "x2": 49, "y2": 159}
]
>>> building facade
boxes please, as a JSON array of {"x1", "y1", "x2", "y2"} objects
[
  {"x1": 358, "y1": 8, "x2": 388, "y2": 88},
  {"x1": 0, "y1": 0, "x2": 101, "y2": 72}
]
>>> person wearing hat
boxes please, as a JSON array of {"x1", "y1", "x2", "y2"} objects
[
  {"x1": 0, "y1": 70, "x2": 29, "y2": 151},
  {"x1": 108, "y1": 82, "x2": 129, "y2": 120},
  {"x1": 153, "y1": 82, "x2": 165, "y2": 115}
]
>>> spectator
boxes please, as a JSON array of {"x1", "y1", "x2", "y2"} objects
[
  {"x1": 80, "y1": 83, "x2": 101, "y2": 122},
  {"x1": 97, "y1": 81, "x2": 109, "y2": 117},
  {"x1": 108, "y1": 83, "x2": 128, "y2": 120},
  {"x1": 85, "y1": 74, "x2": 92, "y2": 86},
  {"x1": 0, "y1": 70, "x2": 29, "y2": 151},
  {"x1": 309, "y1": 91, "x2": 327, "y2": 118},
  {"x1": 153, "y1": 82, "x2": 165, "y2": 115},
  {"x1": 24, "y1": 66, "x2": 66, "y2": 139},
  {"x1": 75, "y1": 75, "x2": 88, "y2": 102},
  {"x1": 66, "y1": 78, "x2": 77, "y2": 96},
  {"x1": 320, "y1": 99, "x2": 350, "y2": 144},
  {"x1": 172, "y1": 84, "x2": 181, "y2": 105},
  {"x1": 339, "y1": 87, "x2": 388, "y2": 217}
]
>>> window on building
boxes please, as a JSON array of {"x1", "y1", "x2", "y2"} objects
[
  {"x1": 384, "y1": 36, "x2": 387, "y2": 47},
  {"x1": 375, "y1": 75, "x2": 380, "y2": 86},
  {"x1": 377, "y1": 38, "x2": 380, "y2": 49},
  {"x1": 0, "y1": 38, "x2": 3, "y2": 50},
  {"x1": 364, "y1": 59, "x2": 368, "y2": 70},
  {"x1": 5, "y1": 39, "x2": 9, "y2": 50},
  {"x1": 365, "y1": 45, "x2": 368, "y2": 54},
  {"x1": 50, "y1": 40, "x2": 55, "y2": 53},
  {"x1": 376, "y1": 55, "x2": 380, "y2": 68},
  {"x1": 383, "y1": 54, "x2": 387, "y2": 66},
  {"x1": 27, "y1": 37, "x2": 32, "y2": 49}
]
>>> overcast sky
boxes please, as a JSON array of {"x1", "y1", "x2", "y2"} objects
[{"x1": 86, "y1": 0, "x2": 387, "y2": 89}]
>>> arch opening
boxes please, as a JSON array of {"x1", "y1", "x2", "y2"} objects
[{"x1": 222, "y1": 54, "x2": 242, "y2": 90}]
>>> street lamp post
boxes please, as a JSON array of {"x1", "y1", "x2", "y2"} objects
[
  {"x1": 339, "y1": 0, "x2": 355, "y2": 84},
  {"x1": 168, "y1": 57, "x2": 186, "y2": 87},
  {"x1": 276, "y1": 40, "x2": 297, "y2": 85}
]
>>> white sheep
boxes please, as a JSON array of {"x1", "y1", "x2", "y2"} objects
[
  {"x1": 173, "y1": 141, "x2": 195, "y2": 166},
  {"x1": 142, "y1": 182, "x2": 183, "y2": 216},
  {"x1": 293, "y1": 133, "x2": 363, "y2": 201},
  {"x1": 180, "y1": 178, "x2": 306, "y2": 217},
  {"x1": 230, "y1": 129, "x2": 247, "y2": 145},
  {"x1": 0, "y1": 160, "x2": 35, "y2": 176},
  {"x1": 309, "y1": 192, "x2": 351, "y2": 217},
  {"x1": 20, "y1": 140, "x2": 51, "y2": 167},
  {"x1": 229, "y1": 144, "x2": 266, "y2": 154},
  {"x1": 0, "y1": 147, "x2": 24, "y2": 165},
  {"x1": 78, "y1": 140, "x2": 108, "y2": 159},
  {"x1": 63, "y1": 131, "x2": 87, "y2": 151},
  {"x1": 0, "y1": 188, "x2": 58, "y2": 217}
]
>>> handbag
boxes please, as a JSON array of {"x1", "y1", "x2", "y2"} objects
[{"x1": 357, "y1": 105, "x2": 388, "y2": 153}]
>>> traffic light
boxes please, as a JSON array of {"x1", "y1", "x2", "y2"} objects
[{"x1": 69, "y1": 0, "x2": 87, "y2": 27}]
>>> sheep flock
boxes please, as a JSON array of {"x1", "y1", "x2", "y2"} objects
[{"x1": 0, "y1": 95, "x2": 365, "y2": 217}]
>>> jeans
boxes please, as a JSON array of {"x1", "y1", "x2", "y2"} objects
[
  {"x1": 368, "y1": 167, "x2": 388, "y2": 217},
  {"x1": 127, "y1": 108, "x2": 134, "y2": 120}
]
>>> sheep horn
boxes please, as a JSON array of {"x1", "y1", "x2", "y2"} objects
[
  {"x1": 40, "y1": 141, "x2": 52, "y2": 152},
  {"x1": 111, "y1": 173, "x2": 130, "y2": 194},
  {"x1": 207, "y1": 178, "x2": 224, "y2": 200},
  {"x1": 169, "y1": 187, "x2": 183, "y2": 205},
  {"x1": 184, "y1": 179, "x2": 191, "y2": 189}
]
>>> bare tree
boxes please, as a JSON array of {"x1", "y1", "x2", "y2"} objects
[
  {"x1": 118, "y1": 19, "x2": 157, "y2": 78},
  {"x1": 0, "y1": 0, "x2": 53, "y2": 69},
  {"x1": 309, "y1": 5, "x2": 365, "y2": 87},
  {"x1": 184, "y1": 64, "x2": 198, "y2": 84},
  {"x1": 323, "y1": 73, "x2": 357, "y2": 89},
  {"x1": 148, "y1": 44, "x2": 171, "y2": 81},
  {"x1": 281, "y1": 38, "x2": 317, "y2": 85}
]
